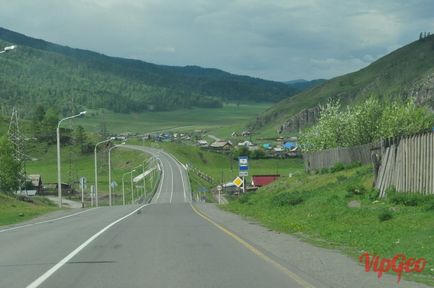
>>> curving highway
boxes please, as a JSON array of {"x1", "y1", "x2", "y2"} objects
[{"x1": 0, "y1": 146, "x2": 427, "y2": 288}]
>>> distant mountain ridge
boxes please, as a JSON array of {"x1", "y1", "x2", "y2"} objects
[
  {"x1": 252, "y1": 35, "x2": 434, "y2": 133},
  {"x1": 284, "y1": 79, "x2": 327, "y2": 92},
  {"x1": 0, "y1": 27, "x2": 298, "y2": 114}
]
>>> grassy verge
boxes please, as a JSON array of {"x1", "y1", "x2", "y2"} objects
[
  {"x1": 0, "y1": 193, "x2": 58, "y2": 226},
  {"x1": 224, "y1": 165, "x2": 434, "y2": 285}
]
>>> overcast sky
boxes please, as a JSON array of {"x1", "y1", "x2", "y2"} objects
[{"x1": 1, "y1": 0, "x2": 433, "y2": 81}]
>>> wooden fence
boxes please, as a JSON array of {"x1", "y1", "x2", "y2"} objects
[
  {"x1": 376, "y1": 133, "x2": 434, "y2": 197},
  {"x1": 303, "y1": 142, "x2": 380, "y2": 172}
]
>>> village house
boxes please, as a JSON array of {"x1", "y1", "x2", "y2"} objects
[{"x1": 210, "y1": 140, "x2": 232, "y2": 150}]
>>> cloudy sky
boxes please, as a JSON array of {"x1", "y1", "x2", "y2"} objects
[{"x1": 1, "y1": 0, "x2": 433, "y2": 81}]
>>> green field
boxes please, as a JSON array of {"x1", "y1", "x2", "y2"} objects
[
  {"x1": 73, "y1": 103, "x2": 271, "y2": 138},
  {"x1": 25, "y1": 144, "x2": 154, "y2": 206},
  {"x1": 0, "y1": 194, "x2": 57, "y2": 226}
]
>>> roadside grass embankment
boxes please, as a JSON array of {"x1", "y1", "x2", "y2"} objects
[
  {"x1": 224, "y1": 165, "x2": 434, "y2": 285},
  {"x1": 0, "y1": 193, "x2": 57, "y2": 226}
]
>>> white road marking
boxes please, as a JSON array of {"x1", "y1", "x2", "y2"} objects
[
  {"x1": 155, "y1": 158, "x2": 165, "y2": 203},
  {"x1": 26, "y1": 204, "x2": 149, "y2": 288},
  {"x1": 177, "y1": 162, "x2": 187, "y2": 202},
  {"x1": 0, "y1": 208, "x2": 95, "y2": 233},
  {"x1": 169, "y1": 158, "x2": 174, "y2": 203}
]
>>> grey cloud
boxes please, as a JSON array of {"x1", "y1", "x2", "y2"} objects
[{"x1": 0, "y1": 0, "x2": 433, "y2": 80}]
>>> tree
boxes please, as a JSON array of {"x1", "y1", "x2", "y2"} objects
[
  {"x1": 299, "y1": 98, "x2": 433, "y2": 152},
  {"x1": 75, "y1": 125, "x2": 92, "y2": 154},
  {"x1": 0, "y1": 137, "x2": 21, "y2": 194},
  {"x1": 39, "y1": 107, "x2": 59, "y2": 143}
]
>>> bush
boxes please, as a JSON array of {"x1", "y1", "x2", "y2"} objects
[
  {"x1": 378, "y1": 210, "x2": 393, "y2": 222},
  {"x1": 330, "y1": 162, "x2": 345, "y2": 173},
  {"x1": 346, "y1": 185, "x2": 367, "y2": 197},
  {"x1": 299, "y1": 97, "x2": 433, "y2": 151},
  {"x1": 271, "y1": 191, "x2": 305, "y2": 207},
  {"x1": 388, "y1": 191, "x2": 424, "y2": 206}
]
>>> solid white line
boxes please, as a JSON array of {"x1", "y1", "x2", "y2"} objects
[
  {"x1": 155, "y1": 158, "x2": 165, "y2": 203},
  {"x1": 26, "y1": 204, "x2": 149, "y2": 288},
  {"x1": 169, "y1": 158, "x2": 174, "y2": 203},
  {"x1": 0, "y1": 208, "x2": 96, "y2": 233},
  {"x1": 177, "y1": 162, "x2": 187, "y2": 202}
]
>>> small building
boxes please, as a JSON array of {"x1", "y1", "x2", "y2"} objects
[
  {"x1": 197, "y1": 140, "x2": 209, "y2": 147},
  {"x1": 238, "y1": 140, "x2": 254, "y2": 147},
  {"x1": 283, "y1": 142, "x2": 297, "y2": 150},
  {"x1": 28, "y1": 174, "x2": 42, "y2": 193},
  {"x1": 210, "y1": 140, "x2": 232, "y2": 150},
  {"x1": 252, "y1": 175, "x2": 280, "y2": 187}
]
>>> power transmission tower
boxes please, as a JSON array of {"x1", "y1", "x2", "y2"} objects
[{"x1": 8, "y1": 107, "x2": 27, "y2": 192}]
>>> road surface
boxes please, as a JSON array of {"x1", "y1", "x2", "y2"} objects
[{"x1": 0, "y1": 146, "x2": 430, "y2": 288}]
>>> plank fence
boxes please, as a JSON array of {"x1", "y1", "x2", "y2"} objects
[
  {"x1": 376, "y1": 132, "x2": 434, "y2": 197},
  {"x1": 303, "y1": 142, "x2": 380, "y2": 172}
]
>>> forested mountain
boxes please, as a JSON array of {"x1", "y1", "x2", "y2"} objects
[
  {"x1": 252, "y1": 34, "x2": 434, "y2": 133},
  {"x1": 0, "y1": 27, "x2": 298, "y2": 116}
]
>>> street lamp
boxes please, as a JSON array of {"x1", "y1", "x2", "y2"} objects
[
  {"x1": 0, "y1": 45, "x2": 16, "y2": 54},
  {"x1": 94, "y1": 137, "x2": 115, "y2": 207},
  {"x1": 122, "y1": 170, "x2": 136, "y2": 206},
  {"x1": 57, "y1": 111, "x2": 87, "y2": 208},
  {"x1": 108, "y1": 142, "x2": 125, "y2": 206}
]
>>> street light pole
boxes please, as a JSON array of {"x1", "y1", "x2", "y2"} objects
[
  {"x1": 57, "y1": 111, "x2": 86, "y2": 208},
  {"x1": 108, "y1": 142, "x2": 125, "y2": 206},
  {"x1": 94, "y1": 137, "x2": 115, "y2": 207}
]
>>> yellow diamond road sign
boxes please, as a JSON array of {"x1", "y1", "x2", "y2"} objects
[{"x1": 233, "y1": 177, "x2": 243, "y2": 188}]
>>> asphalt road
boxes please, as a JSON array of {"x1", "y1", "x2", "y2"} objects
[{"x1": 0, "y1": 146, "x2": 430, "y2": 287}]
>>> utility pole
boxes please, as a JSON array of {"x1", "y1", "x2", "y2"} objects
[{"x1": 8, "y1": 107, "x2": 26, "y2": 193}]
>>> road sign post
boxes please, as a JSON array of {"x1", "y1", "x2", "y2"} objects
[
  {"x1": 238, "y1": 156, "x2": 248, "y2": 193},
  {"x1": 80, "y1": 177, "x2": 87, "y2": 208},
  {"x1": 217, "y1": 185, "x2": 222, "y2": 205}
]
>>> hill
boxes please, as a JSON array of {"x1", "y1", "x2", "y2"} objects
[
  {"x1": 0, "y1": 27, "x2": 298, "y2": 115},
  {"x1": 252, "y1": 35, "x2": 434, "y2": 133},
  {"x1": 284, "y1": 79, "x2": 327, "y2": 91}
]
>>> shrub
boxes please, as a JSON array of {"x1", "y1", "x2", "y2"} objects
[
  {"x1": 330, "y1": 162, "x2": 345, "y2": 173},
  {"x1": 388, "y1": 191, "x2": 424, "y2": 207},
  {"x1": 271, "y1": 191, "x2": 305, "y2": 207},
  {"x1": 378, "y1": 210, "x2": 393, "y2": 222},
  {"x1": 346, "y1": 185, "x2": 367, "y2": 197}
]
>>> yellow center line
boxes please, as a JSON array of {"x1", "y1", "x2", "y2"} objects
[{"x1": 190, "y1": 203, "x2": 316, "y2": 288}]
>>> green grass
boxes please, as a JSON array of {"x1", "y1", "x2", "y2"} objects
[
  {"x1": 25, "y1": 143, "x2": 154, "y2": 206},
  {"x1": 0, "y1": 193, "x2": 58, "y2": 226},
  {"x1": 73, "y1": 102, "x2": 271, "y2": 139},
  {"x1": 224, "y1": 165, "x2": 434, "y2": 285}
]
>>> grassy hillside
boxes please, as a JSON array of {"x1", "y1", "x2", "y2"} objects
[
  {"x1": 0, "y1": 27, "x2": 297, "y2": 115},
  {"x1": 225, "y1": 165, "x2": 434, "y2": 285},
  {"x1": 253, "y1": 35, "x2": 434, "y2": 132}
]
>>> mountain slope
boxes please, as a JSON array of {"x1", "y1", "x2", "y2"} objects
[
  {"x1": 284, "y1": 79, "x2": 327, "y2": 91},
  {"x1": 252, "y1": 35, "x2": 434, "y2": 133},
  {"x1": 0, "y1": 27, "x2": 298, "y2": 115}
]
